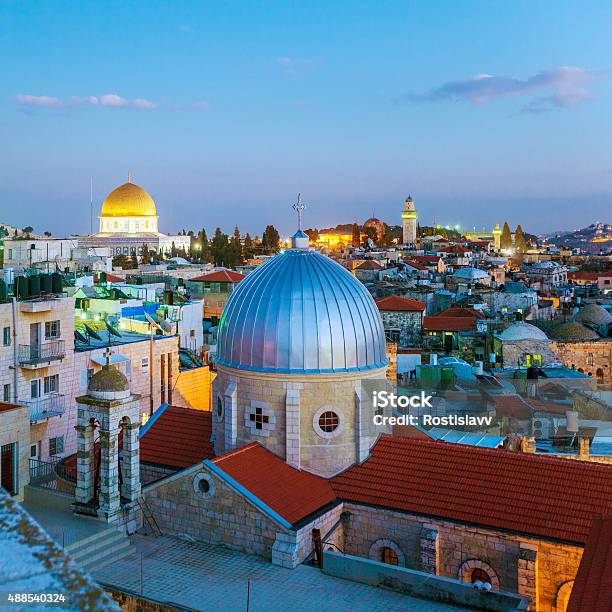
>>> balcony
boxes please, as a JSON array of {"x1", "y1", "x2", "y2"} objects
[
  {"x1": 28, "y1": 394, "x2": 66, "y2": 423},
  {"x1": 18, "y1": 340, "x2": 66, "y2": 368}
]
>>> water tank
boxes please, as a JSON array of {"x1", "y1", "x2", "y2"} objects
[
  {"x1": 99, "y1": 271, "x2": 107, "y2": 284},
  {"x1": 28, "y1": 275, "x2": 41, "y2": 296},
  {"x1": 51, "y1": 272, "x2": 62, "y2": 293},
  {"x1": 430, "y1": 353, "x2": 438, "y2": 365},
  {"x1": 473, "y1": 360, "x2": 484, "y2": 375},
  {"x1": 16, "y1": 276, "x2": 29, "y2": 298},
  {"x1": 40, "y1": 274, "x2": 52, "y2": 294},
  {"x1": 566, "y1": 410, "x2": 579, "y2": 433}
]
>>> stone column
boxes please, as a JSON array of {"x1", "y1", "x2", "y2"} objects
[
  {"x1": 98, "y1": 427, "x2": 120, "y2": 520},
  {"x1": 285, "y1": 388, "x2": 301, "y2": 468},
  {"x1": 224, "y1": 381, "x2": 237, "y2": 451},
  {"x1": 518, "y1": 542, "x2": 538, "y2": 610},
  {"x1": 75, "y1": 423, "x2": 95, "y2": 505},
  {"x1": 420, "y1": 526, "x2": 439, "y2": 574},
  {"x1": 355, "y1": 385, "x2": 369, "y2": 464},
  {"x1": 121, "y1": 422, "x2": 141, "y2": 502}
]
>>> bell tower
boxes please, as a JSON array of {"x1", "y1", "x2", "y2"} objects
[{"x1": 402, "y1": 196, "x2": 418, "y2": 245}]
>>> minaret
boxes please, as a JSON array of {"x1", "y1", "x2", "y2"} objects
[
  {"x1": 402, "y1": 195, "x2": 418, "y2": 245},
  {"x1": 492, "y1": 223, "x2": 501, "y2": 251}
]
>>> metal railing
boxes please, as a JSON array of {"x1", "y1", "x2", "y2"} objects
[
  {"x1": 27, "y1": 394, "x2": 66, "y2": 422},
  {"x1": 18, "y1": 340, "x2": 65, "y2": 364},
  {"x1": 29, "y1": 457, "x2": 76, "y2": 495}
]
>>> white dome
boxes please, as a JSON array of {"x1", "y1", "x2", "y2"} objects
[
  {"x1": 452, "y1": 267, "x2": 489, "y2": 280},
  {"x1": 497, "y1": 322, "x2": 549, "y2": 341}
]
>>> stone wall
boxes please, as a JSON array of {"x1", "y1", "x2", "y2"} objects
[
  {"x1": 342, "y1": 502, "x2": 583, "y2": 609},
  {"x1": 551, "y1": 339, "x2": 612, "y2": 383},
  {"x1": 143, "y1": 464, "x2": 282, "y2": 559},
  {"x1": 173, "y1": 366, "x2": 214, "y2": 411},
  {"x1": 379, "y1": 310, "x2": 422, "y2": 347},
  {"x1": 500, "y1": 338, "x2": 556, "y2": 368},
  {"x1": 0, "y1": 403, "x2": 30, "y2": 500}
]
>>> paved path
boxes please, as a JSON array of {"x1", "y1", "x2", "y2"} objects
[{"x1": 94, "y1": 535, "x2": 467, "y2": 612}]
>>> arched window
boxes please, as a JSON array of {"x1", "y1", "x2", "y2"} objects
[
  {"x1": 458, "y1": 559, "x2": 500, "y2": 591},
  {"x1": 471, "y1": 567, "x2": 491, "y2": 584},
  {"x1": 596, "y1": 368, "x2": 604, "y2": 384},
  {"x1": 555, "y1": 581, "x2": 574, "y2": 612},
  {"x1": 381, "y1": 547, "x2": 399, "y2": 566}
]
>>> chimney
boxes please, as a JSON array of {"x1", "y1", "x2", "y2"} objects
[
  {"x1": 578, "y1": 436, "x2": 590, "y2": 460},
  {"x1": 521, "y1": 435, "x2": 536, "y2": 454}
]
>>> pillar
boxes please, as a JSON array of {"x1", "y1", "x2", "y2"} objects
[
  {"x1": 75, "y1": 423, "x2": 95, "y2": 505},
  {"x1": 355, "y1": 385, "x2": 369, "y2": 464},
  {"x1": 420, "y1": 526, "x2": 439, "y2": 574},
  {"x1": 224, "y1": 381, "x2": 237, "y2": 451},
  {"x1": 285, "y1": 389, "x2": 301, "y2": 468},
  {"x1": 98, "y1": 427, "x2": 120, "y2": 520},
  {"x1": 518, "y1": 542, "x2": 538, "y2": 610},
  {"x1": 121, "y1": 422, "x2": 141, "y2": 502}
]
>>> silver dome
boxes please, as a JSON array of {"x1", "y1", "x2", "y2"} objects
[{"x1": 216, "y1": 249, "x2": 388, "y2": 374}]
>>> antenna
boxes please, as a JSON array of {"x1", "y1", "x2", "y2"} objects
[
  {"x1": 90, "y1": 177, "x2": 93, "y2": 235},
  {"x1": 292, "y1": 193, "x2": 305, "y2": 231}
]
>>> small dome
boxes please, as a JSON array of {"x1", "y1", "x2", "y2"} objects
[
  {"x1": 452, "y1": 267, "x2": 489, "y2": 280},
  {"x1": 549, "y1": 322, "x2": 600, "y2": 341},
  {"x1": 217, "y1": 248, "x2": 387, "y2": 374},
  {"x1": 101, "y1": 181, "x2": 157, "y2": 217},
  {"x1": 575, "y1": 304, "x2": 612, "y2": 326},
  {"x1": 363, "y1": 218, "x2": 386, "y2": 240},
  {"x1": 88, "y1": 365, "x2": 129, "y2": 395},
  {"x1": 497, "y1": 322, "x2": 549, "y2": 341}
]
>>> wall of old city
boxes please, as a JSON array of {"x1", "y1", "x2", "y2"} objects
[{"x1": 551, "y1": 340, "x2": 611, "y2": 383}]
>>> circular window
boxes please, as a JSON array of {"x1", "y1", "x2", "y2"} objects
[
  {"x1": 313, "y1": 406, "x2": 344, "y2": 439},
  {"x1": 381, "y1": 547, "x2": 399, "y2": 566},
  {"x1": 216, "y1": 396, "x2": 224, "y2": 421},
  {"x1": 192, "y1": 472, "x2": 215, "y2": 499},
  {"x1": 319, "y1": 411, "x2": 339, "y2": 433}
]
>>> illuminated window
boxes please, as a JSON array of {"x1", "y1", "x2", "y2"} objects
[{"x1": 381, "y1": 547, "x2": 399, "y2": 566}]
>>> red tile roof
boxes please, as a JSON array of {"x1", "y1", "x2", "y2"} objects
[
  {"x1": 357, "y1": 260, "x2": 383, "y2": 270},
  {"x1": 409, "y1": 255, "x2": 442, "y2": 264},
  {"x1": 403, "y1": 260, "x2": 428, "y2": 271},
  {"x1": 438, "y1": 306, "x2": 486, "y2": 319},
  {"x1": 94, "y1": 272, "x2": 125, "y2": 283},
  {"x1": 376, "y1": 296, "x2": 425, "y2": 312},
  {"x1": 568, "y1": 271, "x2": 599, "y2": 281},
  {"x1": 331, "y1": 436, "x2": 612, "y2": 545},
  {"x1": 0, "y1": 401, "x2": 24, "y2": 414},
  {"x1": 140, "y1": 406, "x2": 214, "y2": 469},
  {"x1": 211, "y1": 443, "x2": 337, "y2": 525},
  {"x1": 423, "y1": 316, "x2": 477, "y2": 332},
  {"x1": 491, "y1": 395, "x2": 534, "y2": 420},
  {"x1": 568, "y1": 516, "x2": 612, "y2": 611},
  {"x1": 440, "y1": 245, "x2": 471, "y2": 254},
  {"x1": 190, "y1": 269, "x2": 245, "y2": 283}
]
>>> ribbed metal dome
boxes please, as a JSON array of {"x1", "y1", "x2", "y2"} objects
[{"x1": 216, "y1": 249, "x2": 388, "y2": 374}]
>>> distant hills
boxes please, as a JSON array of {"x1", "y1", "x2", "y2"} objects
[{"x1": 545, "y1": 223, "x2": 611, "y2": 253}]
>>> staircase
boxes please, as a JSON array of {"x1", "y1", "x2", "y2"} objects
[{"x1": 65, "y1": 526, "x2": 133, "y2": 573}]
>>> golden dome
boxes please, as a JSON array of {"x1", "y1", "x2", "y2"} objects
[{"x1": 100, "y1": 181, "x2": 157, "y2": 218}]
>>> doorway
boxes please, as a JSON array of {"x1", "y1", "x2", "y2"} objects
[{"x1": 0, "y1": 442, "x2": 17, "y2": 495}]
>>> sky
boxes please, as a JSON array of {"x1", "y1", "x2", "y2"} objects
[{"x1": 1, "y1": 0, "x2": 611, "y2": 237}]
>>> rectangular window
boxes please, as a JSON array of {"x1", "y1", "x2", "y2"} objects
[
  {"x1": 30, "y1": 379, "x2": 41, "y2": 399},
  {"x1": 44, "y1": 320, "x2": 61, "y2": 339},
  {"x1": 160, "y1": 354, "x2": 166, "y2": 404},
  {"x1": 49, "y1": 436, "x2": 64, "y2": 456},
  {"x1": 141, "y1": 357, "x2": 149, "y2": 371},
  {"x1": 2, "y1": 326, "x2": 10, "y2": 346},
  {"x1": 588, "y1": 353, "x2": 594, "y2": 366},
  {"x1": 43, "y1": 374, "x2": 59, "y2": 394},
  {"x1": 3, "y1": 384, "x2": 10, "y2": 402}
]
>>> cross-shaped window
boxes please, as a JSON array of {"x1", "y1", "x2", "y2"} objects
[{"x1": 249, "y1": 407, "x2": 269, "y2": 430}]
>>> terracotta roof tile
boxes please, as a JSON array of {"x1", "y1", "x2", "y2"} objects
[
  {"x1": 376, "y1": 296, "x2": 425, "y2": 312},
  {"x1": 212, "y1": 443, "x2": 337, "y2": 525},
  {"x1": 357, "y1": 260, "x2": 383, "y2": 270},
  {"x1": 190, "y1": 269, "x2": 245, "y2": 283},
  {"x1": 567, "y1": 516, "x2": 612, "y2": 611},
  {"x1": 423, "y1": 316, "x2": 477, "y2": 332},
  {"x1": 403, "y1": 260, "x2": 428, "y2": 271},
  {"x1": 140, "y1": 406, "x2": 214, "y2": 469},
  {"x1": 492, "y1": 395, "x2": 534, "y2": 419},
  {"x1": 331, "y1": 436, "x2": 612, "y2": 545}
]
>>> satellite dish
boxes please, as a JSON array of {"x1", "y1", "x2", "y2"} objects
[
  {"x1": 74, "y1": 328, "x2": 89, "y2": 344},
  {"x1": 84, "y1": 324, "x2": 103, "y2": 341},
  {"x1": 105, "y1": 320, "x2": 122, "y2": 339},
  {"x1": 144, "y1": 311, "x2": 163, "y2": 332},
  {"x1": 159, "y1": 319, "x2": 173, "y2": 334}
]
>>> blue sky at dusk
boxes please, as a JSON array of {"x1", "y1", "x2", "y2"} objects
[{"x1": 1, "y1": 1, "x2": 611, "y2": 237}]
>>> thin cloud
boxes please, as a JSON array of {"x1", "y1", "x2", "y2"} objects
[
  {"x1": 400, "y1": 67, "x2": 603, "y2": 112},
  {"x1": 16, "y1": 93, "x2": 206, "y2": 111},
  {"x1": 276, "y1": 57, "x2": 313, "y2": 76},
  {"x1": 16, "y1": 94, "x2": 62, "y2": 107}
]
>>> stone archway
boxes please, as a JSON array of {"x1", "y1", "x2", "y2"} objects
[
  {"x1": 458, "y1": 559, "x2": 500, "y2": 590},
  {"x1": 555, "y1": 581, "x2": 574, "y2": 612},
  {"x1": 368, "y1": 539, "x2": 406, "y2": 567}
]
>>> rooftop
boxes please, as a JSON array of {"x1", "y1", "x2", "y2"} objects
[
  {"x1": 376, "y1": 295, "x2": 425, "y2": 312},
  {"x1": 331, "y1": 436, "x2": 612, "y2": 545},
  {"x1": 190, "y1": 269, "x2": 246, "y2": 283}
]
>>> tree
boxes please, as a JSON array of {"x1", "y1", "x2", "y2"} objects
[
  {"x1": 141, "y1": 243, "x2": 151, "y2": 264},
  {"x1": 500, "y1": 222, "x2": 513, "y2": 250},
  {"x1": 112, "y1": 254, "x2": 131, "y2": 269},
  {"x1": 210, "y1": 227, "x2": 230, "y2": 266},
  {"x1": 514, "y1": 225, "x2": 528, "y2": 253},
  {"x1": 261, "y1": 225, "x2": 280, "y2": 254},
  {"x1": 351, "y1": 223, "x2": 361, "y2": 247},
  {"x1": 243, "y1": 233, "x2": 254, "y2": 260},
  {"x1": 305, "y1": 228, "x2": 319, "y2": 243},
  {"x1": 226, "y1": 226, "x2": 244, "y2": 267},
  {"x1": 171, "y1": 241, "x2": 178, "y2": 258},
  {"x1": 362, "y1": 226, "x2": 378, "y2": 247},
  {"x1": 130, "y1": 251, "x2": 138, "y2": 268}
]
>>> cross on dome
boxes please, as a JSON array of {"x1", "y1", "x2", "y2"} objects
[{"x1": 292, "y1": 193, "x2": 305, "y2": 231}]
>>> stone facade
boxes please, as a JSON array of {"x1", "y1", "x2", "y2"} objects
[
  {"x1": 341, "y1": 502, "x2": 583, "y2": 611},
  {"x1": 379, "y1": 309, "x2": 423, "y2": 347},
  {"x1": 0, "y1": 402, "x2": 30, "y2": 500},
  {"x1": 495, "y1": 337, "x2": 557, "y2": 368},
  {"x1": 172, "y1": 366, "x2": 214, "y2": 411},
  {"x1": 212, "y1": 365, "x2": 387, "y2": 477},
  {"x1": 551, "y1": 339, "x2": 612, "y2": 383}
]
